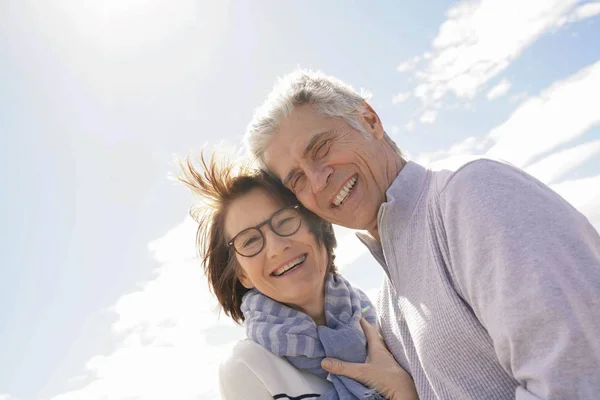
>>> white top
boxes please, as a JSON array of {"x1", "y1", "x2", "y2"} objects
[{"x1": 219, "y1": 339, "x2": 333, "y2": 399}]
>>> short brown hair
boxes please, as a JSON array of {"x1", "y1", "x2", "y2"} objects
[{"x1": 177, "y1": 152, "x2": 337, "y2": 324}]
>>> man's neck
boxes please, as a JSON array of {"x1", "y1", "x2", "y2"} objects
[
  {"x1": 369, "y1": 229, "x2": 381, "y2": 242},
  {"x1": 370, "y1": 152, "x2": 406, "y2": 242},
  {"x1": 388, "y1": 153, "x2": 406, "y2": 189}
]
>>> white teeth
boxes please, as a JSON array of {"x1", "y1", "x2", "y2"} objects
[
  {"x1": 333, "y1": 176, "x2": 357, "y2": 206},
  {"x1": 273, "y1": 255, "x2": 306, "y2": 277}
]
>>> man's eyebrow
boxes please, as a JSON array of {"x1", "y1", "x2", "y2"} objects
[
  {"x1": 282, "y1": 130, "x2": 334, "y2": 187},
  {"x1": 282, "y1": 168, "x2": 297, "y2": 187},
  {"x1": 303, "y1": 130, "x2": 333, "y2": 158}
]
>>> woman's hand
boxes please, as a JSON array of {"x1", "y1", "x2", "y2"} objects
[{"x1": 321, "y1": 318, "x2": 418, "y2": 400}]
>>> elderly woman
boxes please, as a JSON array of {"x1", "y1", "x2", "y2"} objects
[{"x1": 178, "y1": 153, "x2": 416, "y2": 400}]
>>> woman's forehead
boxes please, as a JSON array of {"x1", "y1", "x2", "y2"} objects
[{"x1": 224, "y1": 188, "x2": 284, "y2": 236}]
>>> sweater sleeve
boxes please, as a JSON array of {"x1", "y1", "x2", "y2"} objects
[
  {"x1": 219, "y1": 357, "x2": 274, "y2": 400},
  {"x1": 438, "y1": 159, "x2": 600, "y2": 399}
]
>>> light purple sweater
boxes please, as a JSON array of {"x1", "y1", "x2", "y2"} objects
[{"x1": 358, "y1": 159, "x2": 600, "y2": 399}]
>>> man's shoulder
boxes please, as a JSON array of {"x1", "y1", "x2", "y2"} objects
[{"x1": 428, "y1": 157, "x2": 526, "y2": 196}]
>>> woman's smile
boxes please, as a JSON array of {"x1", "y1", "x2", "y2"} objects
[{"x1": 271, "y1": 254, "x2": 307, "y2": 277}]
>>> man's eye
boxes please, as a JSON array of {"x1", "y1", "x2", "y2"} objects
[
  {"x1": 291, "y1": 174, "x2": 305, "y2": 191},
  {"x1": 314, "y1": 140, "x2": 330, "y2": 158}
]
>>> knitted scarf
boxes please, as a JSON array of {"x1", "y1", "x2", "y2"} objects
[{"x1": 241, "y1": 273, "x2": 384, "y2": 399}]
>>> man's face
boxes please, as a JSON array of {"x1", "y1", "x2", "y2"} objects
[{"x1": 263, "y1": 103, "x2": 390, "y2": 232}]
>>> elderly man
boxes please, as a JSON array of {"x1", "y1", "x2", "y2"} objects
[{"x1": 244, "y1": 70, "x2": 600, "y2": 399}]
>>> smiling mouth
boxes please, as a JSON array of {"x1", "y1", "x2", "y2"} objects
[
  {"x1": 271, "y1": 254, "x2": 307, "y2": 277},
  {"x1": 332, "y1": 176, "x2": 357, "y2": 207}
]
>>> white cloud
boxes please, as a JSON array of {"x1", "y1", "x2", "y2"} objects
[
  {"x1": 396, "y1": 56, "x2": 421, "y2": 73},
  {"x1": 402, "y1": 0, "x2": 598, "y2": 124},
  {"x1": 390, "y1": 125, "x2": 401, "y2": 136},
  {"x1": 420, "y1": 110, "x2": 438, "y2": 124},
  {"x1": 0, "y1": 394, "x2": 17, "y2": 400},
  {"x1": 51, "y1": 217, "x2": 244, "y2": 400},
  {"x1": 556, "y1": 2, "x2": 600, "y2": 26},
  {"x1": 333, "y1": 225, "x2": 370, "y2": 269},
  {"x1": 486, "y1": 60, "x2": 600, "y2": 168},
  {"x1": 551, "y1": 174, "x2": 600, "y2": 231},
  {"x1": 416, "y1": 59, "x2": 600, "y2": 192},
  {"x1": 525, "y1": 140, "x2": 600, "y2": 184},
  {"x1": 392, "y1": 92, "x2": 411, "y2": 104},
  {"x1": 509, "y1": 91, "x2": 529, "y2": 104},
  {"x1": 415, "y1": 135, "x2": 488, "y2": 169},
  {"x1": 447, "y1": 136, "x2": 485, "y2": 155},
  {"x1": 148, "y1": 217, "x2": 198, "y2": 264},
  {"x1": 405, "y1": 120, "x2": 416, "y2": 132},
  {"x1": 486, "y1": 79, "x2": 512, "y2": 100}
]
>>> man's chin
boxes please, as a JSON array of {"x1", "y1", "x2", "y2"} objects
[
  {"x1": 333, "y1": 214, "x2": 367, "y2": 230},
  {"x1": 341, "y1": 211, "x2": 376, "y2": 231},
  {"x1": 316, "y1": 204, "x2": 370, "y2": 229}
]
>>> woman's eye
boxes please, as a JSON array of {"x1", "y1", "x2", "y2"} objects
[
  {"x1": 277, "y1": 217, "x2": 293, "y2": 227},
  {"x1": 243, "y1": 236, "x2": 260, "y2": 248}
]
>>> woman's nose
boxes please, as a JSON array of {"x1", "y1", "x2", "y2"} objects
[{"x1": 263, "y1": 228, "x2": 292, "y2": 259}]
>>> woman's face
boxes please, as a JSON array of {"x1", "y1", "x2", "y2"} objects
[{"x1": 224, "y1": 187, "x2": 329, "y2": 310}]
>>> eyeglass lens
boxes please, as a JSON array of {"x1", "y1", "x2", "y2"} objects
[{"x1": 233, "y1": 207, "x2": 302, "y2": 256}]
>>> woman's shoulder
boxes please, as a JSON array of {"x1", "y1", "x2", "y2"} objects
[
  {"x1": 219, "y1": 339, "x2": 332, "y2": 397},
  {"x1": 219, "y1": 339, "x2": 295, "y2": 380},
  {"x1": 218, "y1": 340, "x2": 279, "y2": 399},
  {"x1": 226, "y1": 338, "x2": 273, "y2": 361}
]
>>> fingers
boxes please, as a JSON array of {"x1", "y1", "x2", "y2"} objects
[
  {"x1": 321, "y1": 358, "x2": 365, "y2": 380},
  {"x1": 360, "y1": 317, "x2": 383, "y2": 346}
]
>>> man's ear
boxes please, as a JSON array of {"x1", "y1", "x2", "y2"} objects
[
  {"x1": 238, "y1": 270, "x2": 255, "y2": 289},
  {"x1": 361, "y1": 102, "x2": 385, "y2": 140}
]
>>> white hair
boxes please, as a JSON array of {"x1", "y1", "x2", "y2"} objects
[{"x1": 244, "y1": 69, "x2": 402, "y2": 168}]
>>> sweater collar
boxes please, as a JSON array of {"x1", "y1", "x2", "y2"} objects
[
  {"x1": 356, "y1": 160, "x2": 429, "y2": 254},
  {"x1": 379, "y1": 161, "x2": 429, "y2": 234}
]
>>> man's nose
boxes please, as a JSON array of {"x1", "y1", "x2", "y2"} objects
[{"x1": 307, "y1": 164, "x2": 333, "y2": 193}]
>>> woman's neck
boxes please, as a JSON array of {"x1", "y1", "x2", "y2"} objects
[
  {"x1": 288, "y1": 288, "x2": 326, "y2": 325},
  {"x1": 302, "y1": 299, "x2": 326, "y2": 325}
]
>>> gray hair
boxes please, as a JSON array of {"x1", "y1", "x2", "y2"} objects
[{"x1": 244, "y1": 69, "x2": 402, "y2": 168}]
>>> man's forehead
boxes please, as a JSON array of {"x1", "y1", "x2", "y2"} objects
[
  {"x1": 265, "y1": 105, "x2": 334, "y2": 178},
  {"x1": 264, "y1": 131, "x2": 303, "y2": 180}
]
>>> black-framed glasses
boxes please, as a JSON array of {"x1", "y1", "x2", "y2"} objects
[{"x1": 227, "y1": 204, "x2": 302, "y2": 257}]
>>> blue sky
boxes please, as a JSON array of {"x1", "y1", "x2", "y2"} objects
[{"x1": 1, "y1": 1, "x2": 599, "y2": 399}]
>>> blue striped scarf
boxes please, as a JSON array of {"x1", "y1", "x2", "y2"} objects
[{"x1": 241, "y1": 273, "x2": 384, "y2": 399}]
